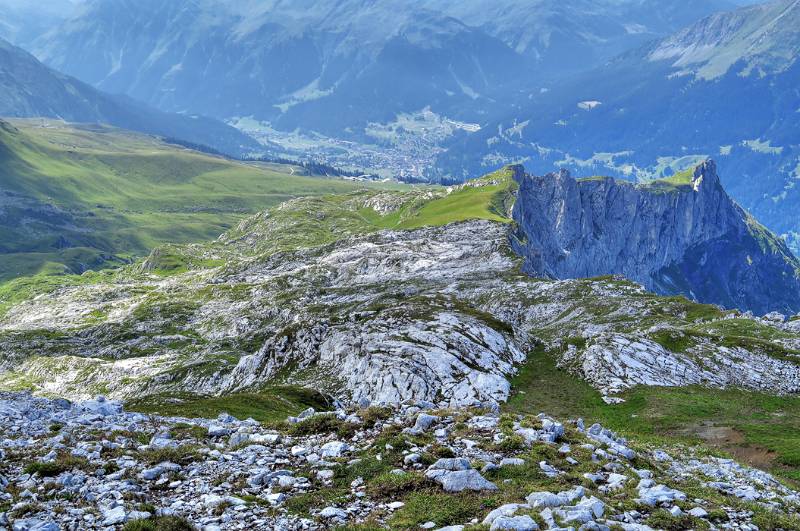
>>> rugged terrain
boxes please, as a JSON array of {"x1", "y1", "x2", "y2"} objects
[
  {"x1": 0, "y1": 37, "x2": 259, "y2": 157},
  {"x1": 2, "y1": 164, "x2": 800, "y2": 529},
  {"x1": 2, "y1": 392, "x2": 800, "y2": 530},
  {"x1": 0, "y1": 164, "x2": 798, "y2": 409},
  {"x1": 3, "y1": 164, "x2": 800, "y2": 405}
]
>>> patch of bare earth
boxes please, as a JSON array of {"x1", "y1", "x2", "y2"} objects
[{"x1": 681, "y1": 422, "x2": 778, "y2": 470}]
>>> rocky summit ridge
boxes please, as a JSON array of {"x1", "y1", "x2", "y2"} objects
[{"x1": 512, "y1": 160, "x2": 800, "y2": 316}]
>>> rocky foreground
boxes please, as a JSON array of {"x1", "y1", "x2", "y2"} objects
[{"x1": 1, "y1": 392, "x2": 799, "y2": 531}]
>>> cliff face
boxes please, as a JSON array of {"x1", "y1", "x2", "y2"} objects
[{"x1": 511, "y1": 160, "x2": 800, "y2": 315}]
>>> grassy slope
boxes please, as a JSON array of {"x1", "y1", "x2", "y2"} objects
[
  {"x1": 0, "y1": 119, "x2": 387, "y2": 281},
  {"x1": 214, "y1": 164, "x2": 518, "y2": 259},
  {"x1": 127, "y1": 387, "x2": 331, "y2": 423},
  {"x1": 397, "y1": 170, "x2": 517, "y2": 228},
  {"x1": 366, "y1": 165, "x2": 518, "y2": 231}
]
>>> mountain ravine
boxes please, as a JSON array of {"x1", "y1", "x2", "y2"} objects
[{"x1": 1, "y1": 163, "x2": 800, "y2": 412}]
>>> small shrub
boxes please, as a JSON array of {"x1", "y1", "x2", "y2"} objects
[
  {"x1": 493, "y1": 434, "x2": 525, "y2": 452},
  {"x1": 519, "y1": 416, "x2": 542, "y2": 430},
  {"x1": 101, "y1": 461, "x2": 121, "y2": 475},
  {"x1": 366, "y1": 472, "x2": 429, "y2": 498},
  {"x1": 389, "y1": 492, "x2": 489, "y2": 528},
  {"x1": 288, "y1": 414, "x2": 358, "y2": 438},
  {"x1": 335, "y1": 457, "x2": 393, "y2": 486},
  {"x1": 213, "y1": 501, "x2": 233, "y2": 516},
  {"x1": 122, "y1": 516, "x2": 195, "y2": 531},
  {"x1": 10, "y1": 503, "x2": 42, "y2": 518},
  {"x1": 137, "y1": 503, "x2": 157, "y2": 514},
  {"x1": 24, "y1": 455, "x2": 90, "y2": 477},
  {"x1": 359, "y1": 406, "x2": 393, "y2": 426},
  {"x1": 428, "y1": 444, "x2": 455, "y2": 459},
  {"x1": 23, "y1": 462, "x2": 64, "y2": 477},
  {"x1": 284, "y1": 488, "x2": 349, "y2": 517},
  {"x1": 751, "y1": 509, "x2": 800, "y2": 531},
  {"x1": 139, "y1": 445, "x2": 199, "y2": 465},
  {"x1": 170, "y1": 423, "x2": 207, "y2": 440},
  {"x1": 646, "y1": 509, "x2": 709, "y2": 531},
  {"x1": 527, "y1": 443, "x2": 561, "y2": 463}
]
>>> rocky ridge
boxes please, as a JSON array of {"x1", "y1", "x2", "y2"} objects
[
  {"x1": 511, "y1": 161, "x2": 800, "y2": 315},
  {"x1": 1, "y1": 392, "x2": 799, "y2": 530}
]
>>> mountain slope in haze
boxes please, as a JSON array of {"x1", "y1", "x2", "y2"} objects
[
  {"x1": 438, "y1": 0, "x2": 800, "y2": 251},
  {"x1": 30, "y1": 0, "x2": 739, "y2": 137},
  {"x1": 0, "y1": 0, "x2": 82, "y2": 45},
  {"x1": 431, "y1": 0, "x2": 739, "y2": 77},
  {"x1": 512, "y1": 161, "x2": 800, "y2": 315},
  {"x1": 0, "y1": 119, "x2": 381, "y2": 281},
  {"x1": 0, "y1": 37, "x2": 261, "y2": 156},
  {"x1": 31, "y1": 0, "x2": 524, "y2": 136}
]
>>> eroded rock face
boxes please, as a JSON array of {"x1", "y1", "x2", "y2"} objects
[
  {"x1": 511, "y1": 160, "x2": 800, "y2": 315},
  {"x1": 228, "y1": 311, "x2": 524, "y2": 408},
  {"x1": 563, "y1": 335, "x2": 800, "y2": 396}
]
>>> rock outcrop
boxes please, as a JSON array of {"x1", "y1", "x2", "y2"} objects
[{"x1": 511, "y1": 160, "x2": 800, "y2": 315}]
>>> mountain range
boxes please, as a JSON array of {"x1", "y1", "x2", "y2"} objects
[
  {"x1": 24, "y1": 0, "x2": 745, "y2": 138},
  {"x1": 2, "y1": 2, "x2": 800, "y2": 528}
]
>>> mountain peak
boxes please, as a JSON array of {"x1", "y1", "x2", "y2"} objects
[{"x1": 691, "y1": 158, "x2": 719, "y2": 189}]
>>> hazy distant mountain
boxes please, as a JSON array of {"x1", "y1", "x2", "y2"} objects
[
  {"x1": 431, "y1": 0, "x2": 740, "y2": 77},
  {"x1": 438, "y1": 0, "x2": 800, "y2": 249},
  {"x1": 0, "y1": 0, "x2": 83, "y2": 45},
  {"x1": 0, "y1": 37, "x2": 261, "y2": 156},
  {"x1": 29, "y1": 0, "x2": 740, "y2": 137}
]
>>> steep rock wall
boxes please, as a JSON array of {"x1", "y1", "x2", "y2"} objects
[{"x1": 511, "y1": 161, "x2": 800, "y2": 314}]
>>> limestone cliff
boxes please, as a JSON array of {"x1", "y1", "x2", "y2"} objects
[{"x1": 511, "y1": 160, "x2": 800, "y2": 315}]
